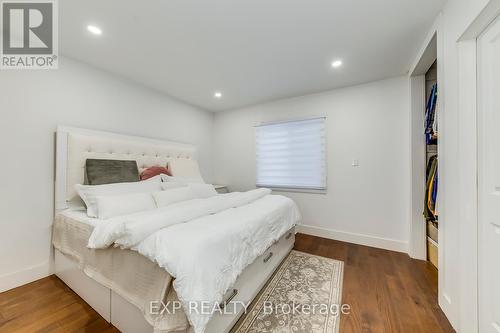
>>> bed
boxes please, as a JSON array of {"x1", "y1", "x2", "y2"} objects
[{"x1": 53, "y1": 126, "x2": 299, "y2": 333}]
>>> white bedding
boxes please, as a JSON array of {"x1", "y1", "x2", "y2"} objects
[{"x1": 88, "y1": 189, "x2": 301, "y2": 333}]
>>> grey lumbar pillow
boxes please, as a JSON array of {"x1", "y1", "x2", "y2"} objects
[{"x1": 86, "y1": 159, "x2": 140, "y2": 185}]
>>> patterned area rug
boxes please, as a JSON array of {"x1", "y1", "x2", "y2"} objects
[{"x1": 232, "y1": 250, "x2": 344, "y2": 333}]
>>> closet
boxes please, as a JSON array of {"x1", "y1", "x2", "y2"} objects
[{"x1": 424, "y1": 60, "x2": 438, "y2": 268}]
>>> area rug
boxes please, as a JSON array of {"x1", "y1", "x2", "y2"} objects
[{"x1": 232, "y1": 250, "x2": 344, "y2": 333}]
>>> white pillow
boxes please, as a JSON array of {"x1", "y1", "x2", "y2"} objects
[
  {"x1": 75, "y1": 176, "x2": 162, "y2": 218},
  {"x1": 160, "y1": 181, "x2": 187, "y2": 190},
  {"x1": 162, "y1": 175, "x2": 205, "y2": 184},
  {"x1": 96, "y1": 192, "x2": 156, "y2": 219},
  {"x1": 152, "y1": 187, "x2": 196, "y2": 208},
  {"x1": 167, "y1": 159, "x2": 205, "y2": 183},
  {"x1": 188, "y1": 183, "x2": 218, "y2": 199}
]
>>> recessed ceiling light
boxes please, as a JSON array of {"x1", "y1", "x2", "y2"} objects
[
  {"x1": 87, "y1": 25, "x2": 102, "y2": 35},
  {"x1": 214, "y1": 91, "x2": 222, "y2": 99},
  {"x1": 331, "y1": 60, "x2": 343, "y2": 68}
]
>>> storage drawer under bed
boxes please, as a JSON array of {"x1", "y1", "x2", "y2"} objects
[
  {"x1": 204, "y1": 227, "x2": 295, "y2": 333},
  {"x1": 56, "y1": 227, "x2": 296, "y2": 333}
]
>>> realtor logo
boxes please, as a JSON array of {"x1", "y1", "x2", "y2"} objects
[{"x1": 1, "y1": 0, "x2": 58, "y2": 69}]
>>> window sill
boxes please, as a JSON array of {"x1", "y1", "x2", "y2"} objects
[{"x1": 257, "y1": 185, "x2": 327, "y2": 194}]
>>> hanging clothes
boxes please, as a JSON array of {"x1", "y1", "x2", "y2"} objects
[
  {"x1": 425, "y1": 84, "x2": 438, "y2": 145},
  {"x1": 431, "y1": 166, "x2": 438, "y2": 213},
  {"x1": 424, "y1": 155, "x2": 438, "y2": 221}
]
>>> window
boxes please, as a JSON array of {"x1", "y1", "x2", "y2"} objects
[{"x1": 255, "y1": 117, "x2": 326, "y2": 190}]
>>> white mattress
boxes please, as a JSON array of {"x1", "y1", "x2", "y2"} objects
[
  {"x1": 53, "y1": 209, "x2": 188, "y2": 332},
  {"x1": 58, "y1": 207, "x2": 99, "y2": 226}
]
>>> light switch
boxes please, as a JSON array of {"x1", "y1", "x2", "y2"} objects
[{"x1": 352, "y1": 159, "x2": 359, "y2": 167}]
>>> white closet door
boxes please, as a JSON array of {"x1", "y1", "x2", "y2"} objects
[{"x1": 478, "y1": 14, "x2": 500, "y2": 333}]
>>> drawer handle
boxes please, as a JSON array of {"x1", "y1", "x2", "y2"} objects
[
  {"x1": 285, "y1": 232, "x2": 292, "y2": 240},
  {"x1": 219, "y1": 289, "x2": 238, "y2": 310},
  {"x1": 263, "y1": 252, "x2": 274, "y2": 263}
]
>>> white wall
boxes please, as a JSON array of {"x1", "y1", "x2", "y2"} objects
[
  {"x1": 213, "y1": 77, "x2": 410, "y2": 252},
  {"x1": 0, "y1": 57, "x2": 214, "y2": 292}
]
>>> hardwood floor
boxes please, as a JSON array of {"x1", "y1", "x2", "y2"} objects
[
  {"x1": 0, "y1": 234, "x2": 454, "y2": 333},
  {"x1": 294, "y1": 233, "x2": 454, "y2": 333},
  {"x1": 0, "y1": 275, "x2": 119, "y2": 333}
]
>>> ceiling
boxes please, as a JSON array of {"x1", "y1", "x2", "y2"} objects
[{"x1": 60, "y1": 0, "x2": 445, "y2": 111}]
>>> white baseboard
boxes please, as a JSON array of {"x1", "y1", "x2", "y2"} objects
[
  {"x1": 296, "y1": 224, "x2": 408, "y2": 253},
  {"x1": 0, "y1": 261, "x2": 52, "y2": 292}
]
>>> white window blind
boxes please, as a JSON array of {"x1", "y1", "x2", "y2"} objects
[{"x1": 255, "y1": 117, "x2": 326, "y2": 190}]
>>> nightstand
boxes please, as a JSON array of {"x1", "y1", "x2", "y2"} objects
[{"x1": 214, "y1": 184, "x2": 229, "y2": 193}]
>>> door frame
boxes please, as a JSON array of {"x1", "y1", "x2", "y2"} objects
[
  {"x1": 449, "y1": 4, "x2": 500, "y2": 332},
  {"x1": 473, "y1": 9, "x2": 500, "y2": 333},
  {"x1": 408, "y1": 30, "x2": 438, "y2": 261}
]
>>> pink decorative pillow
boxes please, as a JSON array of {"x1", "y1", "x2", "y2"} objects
[{"x1": 140, "y1": 166, "x2": 172, "y2": 180}]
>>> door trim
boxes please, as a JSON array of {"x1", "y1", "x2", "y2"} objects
[
  {"x1": 450, "y1": 2, "x2": 500, "y2": 332},
  {"x1": 408, "y1": 30, "x2": 438, "y2": 261},
  {"x1": 476, "y1": 14, "x2": 500, "y2": 333}
]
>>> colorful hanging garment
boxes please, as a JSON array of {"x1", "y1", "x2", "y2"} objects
[
  {"x1": 430, "y1": 165, "x2": 438, "y2": 215},
  {"x1": 424, "y1": 155, "x2": 438, "y2": 221},
  {"x1": 425, "y1": 84, "x2": 438, "y2": 145}
]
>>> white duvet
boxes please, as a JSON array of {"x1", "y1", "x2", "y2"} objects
[{"x1": 88, "y1": 189, "x2": 301, "y2": 333}]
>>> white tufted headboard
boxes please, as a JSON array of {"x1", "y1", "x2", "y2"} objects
[{"x1": 55, "y1": 126, "x2": 197, "y2": 211}]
